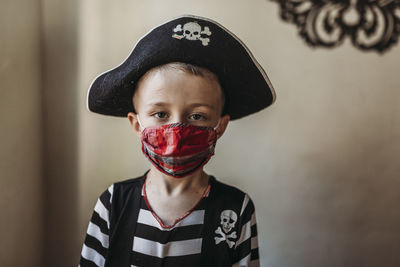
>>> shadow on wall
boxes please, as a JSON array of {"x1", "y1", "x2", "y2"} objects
[{"x1": 41, "y1": 0, "x2": 80, "y2": 266}]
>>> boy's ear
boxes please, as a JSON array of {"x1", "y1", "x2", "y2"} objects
[
  {"x1": 127, "y1": 112, "x2": 142, "y2": 138},
  {"x1": 216, "y1": 114, "x2": 230, "y2": 139}
]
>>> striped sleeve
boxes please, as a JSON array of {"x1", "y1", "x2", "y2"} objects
[
  {"x1": 233, "y1": 194, "x2": 260, "y2": 267},
  {"x1": 79, "y1": 184, "x2": 114, "y2": 267}
]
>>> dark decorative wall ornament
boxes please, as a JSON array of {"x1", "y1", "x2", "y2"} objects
[{"x1": 273, "y1": 0, "x2": 400, "y2": 53}]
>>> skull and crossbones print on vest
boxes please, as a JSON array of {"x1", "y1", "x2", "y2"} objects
[{"x1": 214, "y1": 209, "x2": 238, "y2": 248}]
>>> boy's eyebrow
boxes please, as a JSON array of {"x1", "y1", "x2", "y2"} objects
[
  {"x1": 188, "y1": 103, "x2": 216, "y2": 110},
  {"x1": 147, "y1": 102, "x2": 170, "y2": 107}
]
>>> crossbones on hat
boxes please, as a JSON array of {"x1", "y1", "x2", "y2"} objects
[{"x1": 86, "y1": 14, "x2": 276, "y2": 120}]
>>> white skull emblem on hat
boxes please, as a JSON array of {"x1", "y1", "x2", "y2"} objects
[
  {"x1": 183, "y1": 22, "x2": 201, "y2": 40},
  {"x1": 172, "y1": 21, "x2": 212, "y2": 46}
]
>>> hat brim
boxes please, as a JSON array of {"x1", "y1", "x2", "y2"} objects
[{"x1": 87, "y1": 14, "x2": 276, "y2": 120}]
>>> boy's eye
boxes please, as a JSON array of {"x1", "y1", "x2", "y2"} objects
[
  {"x1": 189, "y1": 113, "x2": 205, "y2": 121},
  {"x1": 153, "y1": 112, "x2": 168, "y2": 119}
]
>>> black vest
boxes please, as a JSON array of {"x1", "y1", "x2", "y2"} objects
[{"x1": 104, "y1": 173, "x2": 247, "y2": 267}]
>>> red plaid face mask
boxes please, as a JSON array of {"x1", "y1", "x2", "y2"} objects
[{"x1": 138, "y1": 117, "x2": 219, "y2": 178}]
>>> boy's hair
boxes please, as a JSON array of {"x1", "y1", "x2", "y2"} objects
[{"x1": 132, "y1": 62, "x2": 226, "y2": 116}]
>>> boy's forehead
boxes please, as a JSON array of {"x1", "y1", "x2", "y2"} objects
[{"x1": 134, "y1": 69, "x2": 224, "y2": 110}]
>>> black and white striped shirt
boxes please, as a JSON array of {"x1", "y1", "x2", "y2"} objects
[{"x1": 79, "y1": 176, "x2": 260, "y2": 266}]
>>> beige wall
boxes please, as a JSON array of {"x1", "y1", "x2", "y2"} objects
[
  {"x1": 1, "y1": 0, "x2": 400, "y2": 266},
  {"x1": 0, "y1": 0, "x2": 43, "y2": 266}
]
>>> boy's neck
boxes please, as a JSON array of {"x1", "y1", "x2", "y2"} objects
[{"x1": 145, "y1": 167, "x2": 210, "y2": 196}]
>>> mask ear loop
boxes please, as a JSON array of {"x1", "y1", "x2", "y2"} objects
[
  {"x1": 136, "y1": 115, "x2": 145, "y2": 131},
  {"x1": 214, "y1": 118, "x2": 221, "y2": 131}
]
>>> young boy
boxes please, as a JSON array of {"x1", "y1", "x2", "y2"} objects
[{"x1": 80, "y1": 15, "x2": 276, "y2": 267}]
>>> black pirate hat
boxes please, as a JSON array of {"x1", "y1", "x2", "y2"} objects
[{"x1": 86, "y1": 14, "x2": 276, "y2": 120}]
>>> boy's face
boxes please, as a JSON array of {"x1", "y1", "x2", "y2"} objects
[{"x1": 127, "y1": 68, "x2": 230, "y2": 139}]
